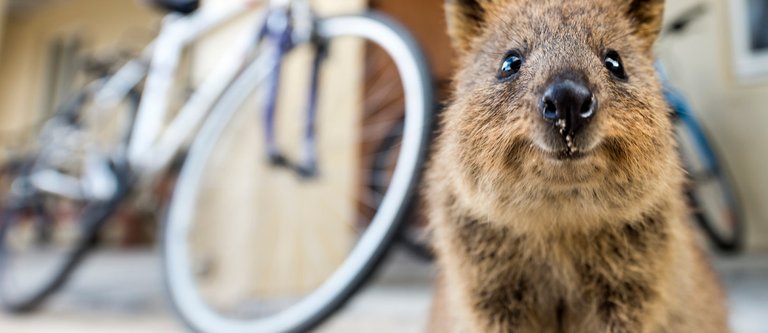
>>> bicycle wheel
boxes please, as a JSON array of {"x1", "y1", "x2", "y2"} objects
[
  {"x1": 673, "y1": 107, "x2": 744, "y2": 253},
  {"x1": 163, "y1": 13, "x2": 432, "y2": 333},
  {"x1": 0, "y1": 82, "x2": 136, "y2": 312},
  {"x1": 368, "y1": 117, "x2": 434, "y2": 261}
]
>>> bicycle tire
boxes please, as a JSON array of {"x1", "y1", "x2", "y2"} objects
[
  {"x1": 368, "y1": 117, "x2": 434, "y2": 261},
  {"x1": 674, "y1": 111, "x2": 744, "y2": 253},
  {"x1": 162, "y1": 13, "x2": 432, "y2": 333},
  {"x1": 0, "y1": 82, "x2": 138, "y2": 312}
]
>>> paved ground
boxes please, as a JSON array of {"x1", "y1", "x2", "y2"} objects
[{"x1": 0, "y1": 247, "x2": 765, "y2": 333}]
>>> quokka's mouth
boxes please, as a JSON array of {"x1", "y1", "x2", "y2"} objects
[
  {"x1": 551, "y1": 149, "x2": 588, "y2": 161},
  {"x1": 531, "y1": 137, "x2": 595, "y2": 161},
  {"x1": 541, "y1": 144, "x2": 595, "y2": 161}
]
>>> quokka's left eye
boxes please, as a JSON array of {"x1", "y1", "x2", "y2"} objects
[
  {"x1": 604, "y1": 50, "x2": 627, "y2": 80},
  {"x1": 498, "y1": 51, "x2": 524, "y2": 80}
]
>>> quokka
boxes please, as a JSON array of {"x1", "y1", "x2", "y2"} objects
[{"x1": 425, "y1": 0, "x2": 730, "y2": 332}]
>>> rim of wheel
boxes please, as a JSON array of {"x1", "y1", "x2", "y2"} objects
[
  {"x1": 163, "y1": 14, "x2": 431, "y2": 333},
  {"x1": 675, "y1": 115, "x2": 743, "y2": 252}
]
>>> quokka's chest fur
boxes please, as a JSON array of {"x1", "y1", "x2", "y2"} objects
[{"x1": 436, "y1": 195, "x2": 673, "y2": 332}]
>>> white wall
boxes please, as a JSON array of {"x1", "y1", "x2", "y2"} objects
[{"x1": 659, "y1": 0, "x2": 768, "y2": 251}]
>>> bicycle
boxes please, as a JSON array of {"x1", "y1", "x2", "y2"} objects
[
  {"x1": 0, "y1": 1, "x2": 433, "y2": 332},
  {"x1": 659, "y1": 4, "x2": 744, "y2": 252},
  {"x1": 387, "y1": 3, "x2": 744, "y2": 260},
  {"x1": 0, "y1": 51, "x2": 142, "y2": 312}
]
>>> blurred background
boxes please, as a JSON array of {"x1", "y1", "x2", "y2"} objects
[{"x1": 0, "y1": 0, "x2": 766, "y2": 332}]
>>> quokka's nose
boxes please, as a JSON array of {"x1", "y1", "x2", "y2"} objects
[{"x1": 540, "y1": 78, "x2": 596, "y2": 135}]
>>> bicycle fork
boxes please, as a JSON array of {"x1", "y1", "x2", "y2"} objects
[{"x1": 260, "y1": 8, "x2": 327, "y2": 179}]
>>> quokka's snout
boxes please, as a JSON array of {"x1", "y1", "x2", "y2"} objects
[{"x1": 537, "y1": 70, "x2": 597, "y2": 159}]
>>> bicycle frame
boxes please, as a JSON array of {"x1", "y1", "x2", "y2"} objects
[
  {"x1": 656, "y1": 61, "x2": 717, "y2": 172},
  {"x1": 97, "y1": 0, "x2": 308, "y2": 181}
]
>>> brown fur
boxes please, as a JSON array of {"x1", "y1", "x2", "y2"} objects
[{"x1": 426, "y1": 0, "x2": 730, "y2": 332}]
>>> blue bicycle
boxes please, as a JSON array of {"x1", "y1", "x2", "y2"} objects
[{"x1": 660, "y1": 4, "x2": 744, "y2": 253}]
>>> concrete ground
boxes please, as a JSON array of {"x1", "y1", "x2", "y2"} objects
[{"x1": 0, "y1": 247, "x2": 765, "y2": 333}]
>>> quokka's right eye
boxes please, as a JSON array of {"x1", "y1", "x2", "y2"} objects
[{"x1": 498, "y1": 51, "x2": 524, "y2": 80}]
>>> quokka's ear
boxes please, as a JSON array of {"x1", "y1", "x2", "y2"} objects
[
  {"x1": 624, "y1": 0, "x2": 665, "y2": 51},
  {"x1": 445, "y1": 0, "x2": 498, "y2": 53}
]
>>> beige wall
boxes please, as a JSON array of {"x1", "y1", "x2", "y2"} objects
[
  {"x1": 659, "y1": 0, "x2": 768, "y2": 251},
  {"x1": 0, "y1": 0, "x2": 159, "y2": 153},
  {"x1": 0, "y1": 0, "x2": 6, "y2": 54}
]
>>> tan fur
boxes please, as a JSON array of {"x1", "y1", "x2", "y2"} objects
[{"x1": 426, "y1": 0, "x2": 729, "y2": 332}]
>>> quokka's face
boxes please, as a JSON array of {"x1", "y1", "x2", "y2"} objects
[{"x1": 444, "y1": 0, "x2": 676, "y2": 190}]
